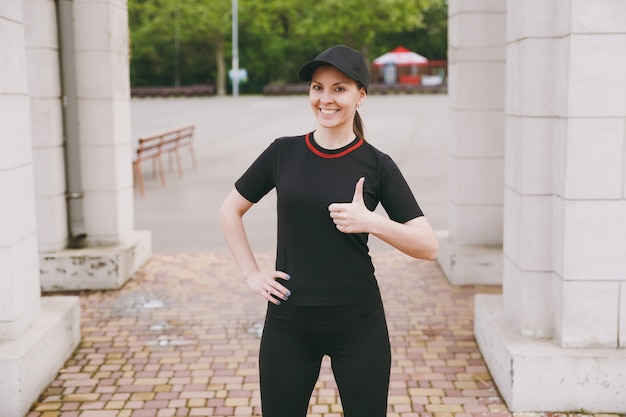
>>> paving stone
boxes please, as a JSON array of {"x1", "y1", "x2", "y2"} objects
[{"x1": 27, "y1": 252, "x2": 625, "y2": 417}]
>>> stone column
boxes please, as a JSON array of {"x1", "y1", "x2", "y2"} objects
[
  {"x1": 38, "y1": 0, "x2": 151, "y2": 291},
  {"x1": 74, "y1": 0, "x2": 134, "y2": 245},
  {"x1": 23, "y1": 0, "x2": 68, "y2": 252},
  {"x1": 438, "y1": 0, "x2": 507, "y2": 285},
  {"x1": 0, "y1": 3, "x2": 80, "y2": 416},
  {"x1": 0, "y1": 0, "x2": 42, "y2": 343},
  {"x1": 475, "y1": 0, "x2": 626, "y2": 412}
]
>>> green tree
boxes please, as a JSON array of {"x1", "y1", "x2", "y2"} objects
[
  {"x1": 128, "y1": 0, "x2": 448, "y2": 93},
  {"x1": 295, "y1": 0, "x2": 431, "y2": 62},
  {"x1": 129, "y1": 0, "x2": 231, "y2": 94},
  {"x1": 237, "y1": 0, "x2": 318, "y2": 90},
  {"x1": 374, "y1": 0, "x2": 448, "y2": 61},
  {"x1": 178, "y1": 0, "x2": 232, "y2": 94},
  {"x1": 236, "y1": 0, "x2": 436, "y2": 89},
  {"x1": 128, "y1": 0, "x2": 177, "y2": 86}
]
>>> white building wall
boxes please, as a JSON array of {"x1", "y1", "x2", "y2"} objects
[
  {"x1": 74, "y1": 0, "x2": 134, "y2": 245},
  {"x1": 23, "y1": 0, "x2": 68, "y2": 253},
  {"x1": 502, "y1": 0, "x2": 570, "y2": 338},
  {"x1": 0, "y1": 0, "x2": 42, "y2": 339},
  {"x1": 37, "y1": 0, "x2": 151, "y2": 292},
  {"x1": 505, "y1": 0, "x2": 626, "y2": 348},
  {"x1": 552, "y1": 5, "x2": 626, "y2": 347},
  {"x1": 1, "y1": 3, "x2": 81, "y2": 416},
  {"x1": 2, "y1": 0, "x2": 149, "y2": 413},
  {"x1": 438, "y1": 0, "x2": 506, "y2": 285},
  {"x1": 475, "y1": 0, "x2": 626, "y2": 412}
]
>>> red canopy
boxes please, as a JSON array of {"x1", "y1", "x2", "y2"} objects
[{"x1": 373, "y1": 46, "x2": 429, "y2": 67}]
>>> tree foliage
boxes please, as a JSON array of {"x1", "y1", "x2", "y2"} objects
[
  {"x1": 128, "y1": 0, "x2": 448, "y2": 94},
  {"x1": 373, "y1": 0, "x2": 448, "y2": 61},
  {"x1": 129, "y1": 0, "x2": 231, "y2": 90},
  {"x1": 296, "y1": 0, "x2": 428, "y2": 54}
]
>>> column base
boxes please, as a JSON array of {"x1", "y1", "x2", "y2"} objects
[
  {"x1": 436, "y1": 230, "x2": 503, "y2": 285},
  {"x1": 0, "y1": 296, "x2": 81, "y2": 417},
  {"x1": 475, "y1": 294, "x2": 626, "y2": 413},
  {"x1": 39, "y1": 230, "x2": 152, "y2": 291}
]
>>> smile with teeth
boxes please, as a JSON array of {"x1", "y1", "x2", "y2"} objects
[{"x1": 320, "y1": 108, "x2": 339, "y2": 114}]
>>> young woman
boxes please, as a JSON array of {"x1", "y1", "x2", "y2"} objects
[{"x1": 220, "y1": 45, "x2": 438, "y2": 417}]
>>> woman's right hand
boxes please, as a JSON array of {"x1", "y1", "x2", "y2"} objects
[{"x1": 245, "y1": 271, "x2": 291, "y2": 305}]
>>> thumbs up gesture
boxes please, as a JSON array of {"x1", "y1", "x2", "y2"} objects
[{"x1": 328, "y1": 177, "x2": 372, "y2": 234}]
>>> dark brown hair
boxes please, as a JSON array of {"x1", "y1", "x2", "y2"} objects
[
  {"x1": 354, "y1": 82, "x2": 366, "y2": 140},
  {"x1": 354, "y1": 110, "x2": 365, "y2": 141}
]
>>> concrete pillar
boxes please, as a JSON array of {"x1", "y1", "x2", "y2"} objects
[
  {"x1": 74, "y1": 0, "x2": 134, "y2": 245},
  {"x1": 475, "y1": 0, "x2": 626, "y2": 412},
  {"x1": 437, "y1": 0, "x2": 506, "y2": 285},
  {"x1": 0, "y1": 2, "x2": 80, "y2": 416},
  {"x1": 0, "y1": 0, "x2": 42, "y2": 343},
  {"x1": 23, "y1": 0, "x2": 68, "y2": 253},
  {"x1": 37, "y1": 0, "x2": 151, "y2": 291}
]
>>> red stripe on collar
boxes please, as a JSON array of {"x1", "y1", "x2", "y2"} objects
[{"x1": 305, "y1": 133, "x2": 364, "y2": 159}]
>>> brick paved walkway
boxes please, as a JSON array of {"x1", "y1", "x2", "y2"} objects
[{"x1": 27, "y1": 252, "x2": 622, "y2": 417}]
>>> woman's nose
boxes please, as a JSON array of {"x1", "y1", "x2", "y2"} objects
[{"x1": 320, "y1": 92, "x2": 333, "y2": 103}]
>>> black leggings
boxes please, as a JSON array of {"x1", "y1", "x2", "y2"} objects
[{"x1": 259, "y1": 298, "x2": 391, "y2": 417}]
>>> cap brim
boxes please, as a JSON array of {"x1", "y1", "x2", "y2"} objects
[{"x1": 298, "y1": 60, "x2": 328, "y2": 81}]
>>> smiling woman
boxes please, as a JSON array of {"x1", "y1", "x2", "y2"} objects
[
  {"x1": 306, "y1": 65, "x2": 366, "y2": 147},
  {"x1": 299, "y1": 45, "x2": 370, "y2": 145},
  {"x1": 219, "y1": 44, "x2": 438, "y2": 417}
]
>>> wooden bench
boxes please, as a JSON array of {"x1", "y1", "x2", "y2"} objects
[
  {"x1": 132, "y1": 125, "x2": 196, "y2": 196},
  {"x1": 131, "y1": 85, "x2": 215, "y2": 98},
  {"x1": 262, "y1": 82, "x2": 448, "y2": 95},
  {"x1": 262, "y1": 83, "x2": 309, "y2": 95}
]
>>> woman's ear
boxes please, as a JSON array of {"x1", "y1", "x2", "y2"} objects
[{"x1": 359, "y1": 88, "x2": 367, "y2": 102}]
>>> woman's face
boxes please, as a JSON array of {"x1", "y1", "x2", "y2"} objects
[{"x1": 309, "y1": 65, "x2": 366, "y2": 133}]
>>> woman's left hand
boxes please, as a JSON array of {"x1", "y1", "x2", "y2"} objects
[{"x1": 328, "y1": 177, "x2": 372, "y2": 234}]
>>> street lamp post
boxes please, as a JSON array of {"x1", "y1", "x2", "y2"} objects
[
  {"x1": 232, "y1": 0, "x2": 239, "y2": 97},
  {"x1": 174, "y1": 6, "x2": 180, "y2": 87}
]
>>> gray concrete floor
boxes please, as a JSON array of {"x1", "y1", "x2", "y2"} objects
[{"x1": 131, "y1": 94, "x2": 449, "y2": 254}]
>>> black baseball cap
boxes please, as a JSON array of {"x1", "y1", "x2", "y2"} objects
[{"x1": 298, "y1": 45, "x2": 370, "y2": 92}]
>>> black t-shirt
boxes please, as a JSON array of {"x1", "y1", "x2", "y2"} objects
[{"x1": 235, "y1": 132, "x2": 424, "y2": 306}]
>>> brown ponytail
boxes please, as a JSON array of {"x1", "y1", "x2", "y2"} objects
[
  {"x1": 353, "y1": 110, "x2": 366, "y2": 141},
  {"x1": 353, "y1": 81, "x2": 367, "y2": 140}
]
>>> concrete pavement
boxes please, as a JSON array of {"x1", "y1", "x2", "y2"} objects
[
  {"x1": 30, "y1": 251, "x2": 511, "y2": 417},
  {"x1": 130, "y1": 94, "x2": 449, "y2": 253}
]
